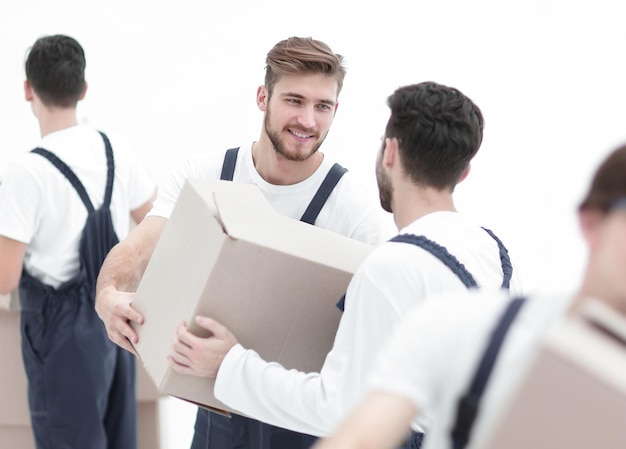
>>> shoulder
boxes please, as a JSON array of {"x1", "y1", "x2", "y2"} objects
[
  {"x1": 351, "y1": 237, "x2": 455, "y2": 296},
  {"x1": 3, "y1": 151, "x2": 52, "y2": 184},
  {"x1": 363, "y1": 237, "x2": 444, "y2": 269},
  {"x1": 330, "y1": 166, "x2": 390, "y2": 223},
  {"x1": 176, "y1": 149, "x2": 232, "y2": 180},
  {"x1": 368, "y1": 229, "x2": 485, "y2": 275},
  {"x1": 333, "y1": 169, "x2": 377, "y2": 203},
  {"x1": 402, "y1": 289, "x2": 514, "y2": 344}
]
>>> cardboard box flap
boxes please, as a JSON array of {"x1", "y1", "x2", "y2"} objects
[
  {"x1": 543, "y1": 301, "x2": 626, "y2": 394},
  {"x1": 208, "y1": 179, "x2": 278, "y2": 236},
  {"x1": 580, "y1": 299, "x2": 626, "y2": 344},
  {"x1": 207, "y1": 179, "x2": 373, "y2": 274}
]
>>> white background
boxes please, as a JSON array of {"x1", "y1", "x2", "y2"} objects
[{"x1": 2, "y1": 1, "x2": 626, "y2": 447}]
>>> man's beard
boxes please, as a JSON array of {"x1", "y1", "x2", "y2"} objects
[
  {"x1": 264, "y1": 110, "x2": 326, "y2": 162},
  {"x1": 376, "y1": 145, "x2": 393, "y2": 213}
]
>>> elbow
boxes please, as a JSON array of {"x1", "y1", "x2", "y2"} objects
[{"x1": 131, "y1": 191, "x2": 157, "y2": 225}]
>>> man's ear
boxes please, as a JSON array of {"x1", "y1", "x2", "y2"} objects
[
  {"x1": 78, "y1": 81, "x2": 88, "y2": 100},
  {"x1": 383, "y1": 137, "x2": 398, "y2": 168},
  {"x1": 24, "y1": 80, "x2": 34, "y2": 101},
  {"x1": 256, "y1": 86, "x2": 268, "y2": 112},
  {"x1": 458, "y1": 163, "x2": 472, "y2": 183},
  {"x1": 578, "y1": 208, "x2": 602, "y2": 246}
]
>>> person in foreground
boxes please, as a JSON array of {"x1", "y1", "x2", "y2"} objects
[
  {"x1": 0, "y1": 35, "x2": 156, "y2": 448},
  {"x1": 95, "y1": 36, "x2": 392, "y2": 449},
  {"x1": 312, "y1": 144, "x2": 626, "y2": 449},
  {"x1": 168, "y1": 81, "x2": 523, "y2": 447}
]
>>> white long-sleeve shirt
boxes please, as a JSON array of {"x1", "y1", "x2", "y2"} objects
[{"x1": 214, "y1": 211, "x2": 524, "y2": 436}]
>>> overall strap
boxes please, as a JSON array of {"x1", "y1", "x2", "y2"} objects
[
  {"x1": 337, "y1": 233, "x2": 479, "y2": 313},
  {"x1": 450, "y1": 296, "x2": 527, "y2": 449},
  {"x1": 481, "y1": 227, "x2": 513, "y2": 289},
  {"x1": 220, "y1": 148, "x2": 347, "y2": 225},
  {"x1": 98, "y1": 131, "x2": 115, "y2": 209},
  {"x1": 390, "y1": 234, "x2": 479, "y2": 289},
  {"x1": 300, "y1": 163, "x2": 348, "y2": 225},
  {"x1": 220, "y1": 147, "x2": 240, "y2": 181},
  {"x1": 30, "y1": 131, "x2": 115, "y2": 213}
]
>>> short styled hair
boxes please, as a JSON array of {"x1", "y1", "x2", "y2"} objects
[
  {"x1": 264, "y1": 36, "x2": 346, "y2": 98},
  {"x1": 579, "y1": 145, "x2": 626, "y2": 211},
  {"x1": 385, "y1": 81, "x2": 484, "y2": 191},
  {"x1": 25, "y1": 34, "x2": 86, "y2": 108}
]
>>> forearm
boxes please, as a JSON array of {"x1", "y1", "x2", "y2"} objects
[
  {"x1": 96, "y1": 215, "x2": 165, "y2": 294},
  {"x1": 96, "y1": 241, "x2": 147, "y2": 294},
  {"x1": 313, "y1": 392, "x2": 417, "y2": 449},
  {"x1": 0, "y1": 235, "x2": 27, "y2": 295},
  {"x1": 95, "y1": 216, "x2": 166, "y2": 352},
  {"x1": 215, "y1": 345, "x2": 343, "y2": 437}
]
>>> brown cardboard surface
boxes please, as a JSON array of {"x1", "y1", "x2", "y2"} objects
[
  {"x1": 137, "y1": 361, "x2": 163, "y2": 402},
  {"x1": 138, "y1": 401, "x2": 162, "y2": 449},
  {"x1": 131, "y1": 179, "x2": 375, "y2": 413},
  {"x1": 0, "y1": 425, "x2": 35, "y2": 449},
  {"x1": 0, "y1": 310, "x2": 31, "y2": 426},
  {"x1": 480, "y1": 301, "x2": 626, "y2": 449}
]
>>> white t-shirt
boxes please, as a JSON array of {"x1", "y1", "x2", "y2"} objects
[
  {"x1": 0, "y1": 125, "x2": 155, "y2": 287},
  {"x1": 149, "y1": 143, "x2": 394, "y2": 245},
  {"x1": 213, "y1": 211, "x2": 524, "y2": 437},
  {"x1": 367, "y1": 290, "x2": 573, "y2": 449}
]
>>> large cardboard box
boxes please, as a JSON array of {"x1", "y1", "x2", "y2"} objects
[
  {"x1": 481, "y1": 300, "x2": 626, "y2": 449},
  {"x1": 131, "y1": 179, "x2": 375, "y2": 413},
  {"x1": 0, "y1": 426, "x2": 35, "y2": 449},
  {"x1": 0, "y1": 309, "x2": 31, "y2": 427},
  {"x1": 0, "y1": 310, "x2": 36, "y2": 448}
]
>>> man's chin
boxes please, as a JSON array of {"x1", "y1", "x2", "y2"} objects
[
  {"x1": 379, "y1": 197, "x2": 393, "y2": 213},
  {"x1": 276, "y1": 147, "x2": 317, "y2": 162}
]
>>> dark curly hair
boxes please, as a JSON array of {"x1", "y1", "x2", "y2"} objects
[{"x1": 384, "y1": 81, "x2": 484, "y2": 191}]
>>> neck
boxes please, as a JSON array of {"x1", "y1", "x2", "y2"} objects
[
  {"x1": 570, "y1": 272, "x2": 626, "y2": 318},
  {"x1": 36, "y1": 105, "x2": 79, "y2": 137},
  {"x1": 392, "y1": 183, "x2": 457, "y2": 230},
  {"x1": 251, "y1": 136, "x2": 324, "y2": 185}
]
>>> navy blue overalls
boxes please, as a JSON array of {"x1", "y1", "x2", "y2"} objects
[
  {"x1": 191, "y1": 147, "x2": 347, "y2": 449},
  {"x1": 340, "y1": 231, "x2": 513, "y2": 449},
  {"x1": 19, "y1": 132, "x2": 137, "y2": 449}
]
